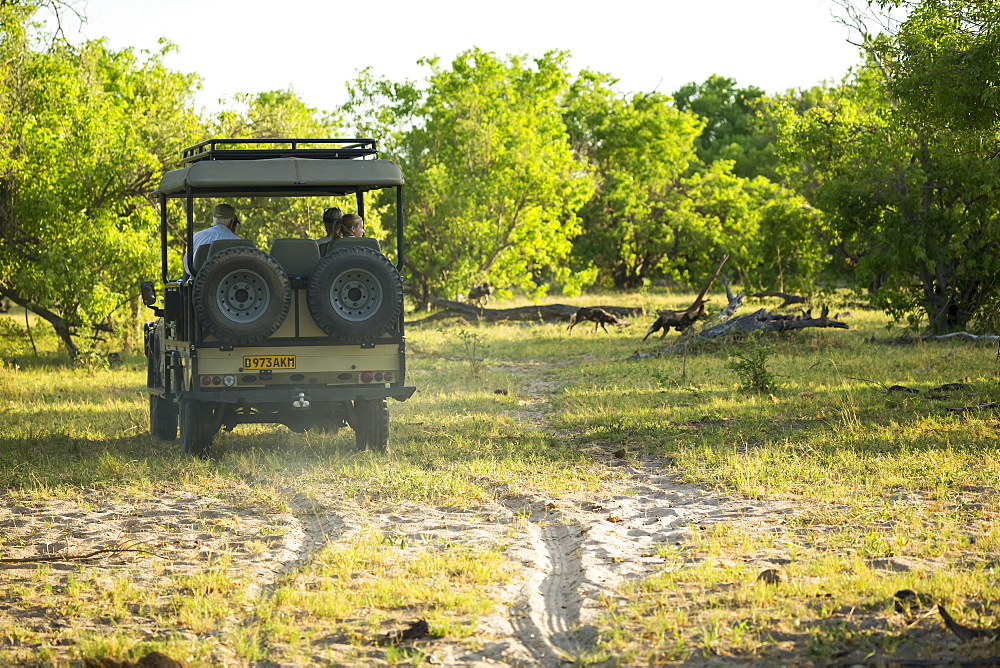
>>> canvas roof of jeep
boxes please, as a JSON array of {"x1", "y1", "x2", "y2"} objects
[{"x1": 155, "y1": 138, "x2": 404, "y2": 198}]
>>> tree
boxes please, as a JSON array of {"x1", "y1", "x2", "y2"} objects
[
  {"x1": 847, "y1": 0, "x2": 1000, "y2": 143},
  {"x1": 672, "y1": 75, "x2": 778, "y2": 180},
  {"x1": 566, "y1": 72, "x2": 793, "y2": 290},
  {"x1": 0, "y1": 2, "x2": 202, "y2": 357},
  {"x1": 774, "y1": 64, "x2": 1000, "y2": 332},
  {"x1": 345, "y1": 49, "x2": 595, "y2": 307},
  {"x1": 204, "y1": 90, "x2": 349, "y2": 246},
  {"x1": 565, "y1": 72, "x2": 702, "y2": 288},
  {"x1": 745, "y1": 178, "x2": 833, "y2": 295}
]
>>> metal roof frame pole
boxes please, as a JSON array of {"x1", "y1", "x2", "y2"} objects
[
  {"x1": 185, "y1": 187, "x2": 194, "y2": 278},
  {"x1": 159, "y1": 192, "x2": 168, "y2": 284},
  {"x1": 396, "y1": 185, "x2": 404, "y2": 272}
]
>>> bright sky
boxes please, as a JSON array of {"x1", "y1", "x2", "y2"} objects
[{"x1": 49, "y1": 0, "x2": 863, "y2": 115}]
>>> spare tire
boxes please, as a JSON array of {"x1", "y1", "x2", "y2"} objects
[
  {"x1": 193, "y1": 247, "x2": 291, "y2": 344},
  {"x1": 306, "y1": 246, "x2": 402, "y2": 342}
]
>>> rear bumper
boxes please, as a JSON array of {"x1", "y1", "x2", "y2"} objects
[{"x1": 171, "y1": 385, "x2": 416, "y2": 403}]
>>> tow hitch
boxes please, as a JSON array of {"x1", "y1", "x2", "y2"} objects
[{"x1": 292, "y1": 392, "x2": 311, "y2": 409}]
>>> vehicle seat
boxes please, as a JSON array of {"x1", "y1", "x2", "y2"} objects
[
  {"x1": 193, "y1": 238, "x2": 255, "y2": 273},
  {"x1": 329, "y1": 237, "x2": 382, "y2": 254},
  {"x1": 270, "y1": 238, "x2": 321, "y2": 277}
]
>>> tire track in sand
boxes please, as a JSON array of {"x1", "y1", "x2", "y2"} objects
[{"x1": 482, "y1": 362, "x2": 807, "y2": 666}]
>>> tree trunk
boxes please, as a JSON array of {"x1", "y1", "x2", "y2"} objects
[{"x1": 0, "y1": 287, "x2": 78, "y2": 359}]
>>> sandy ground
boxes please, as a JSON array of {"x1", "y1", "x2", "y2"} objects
[{"x1": 0, "y1": 362, "x2": 959, "y2": 665}]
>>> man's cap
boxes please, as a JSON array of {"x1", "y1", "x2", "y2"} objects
[
  {"x1": 323, "y1": 207, "x2": 343, "y2": 223},
  {"x1": 213, "y1": 203, "x2": 237, "y2": 221}
]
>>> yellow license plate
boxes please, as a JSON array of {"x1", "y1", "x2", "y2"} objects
[{"x1": 243, "y1": 355, "x2": 296, "y2": 370}]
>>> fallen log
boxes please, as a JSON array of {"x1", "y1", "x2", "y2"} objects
[
  {"x1": 930, "y1": 331, "x2": 1000, "y2": 343},
  {"x1": 695, "y1": 307, "x2": 848, "y2": 339},
  {"x1": 631, "y1": 305, "x2": 848, "y2": 357},
  {"x1": 409, "y1": 298, "x2": 643, "y2": 326}
]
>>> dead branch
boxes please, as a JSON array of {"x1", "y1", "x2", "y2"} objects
[
  {"x1": 946, "y1": 402, "x2": 1000, "y2": 413},
  {"x1": 0, "y1": 543, "x2": 152, "y2": 564},
  {"x1": 716, "y1": 276, "x2": 744, "y2": 321},
  {"x1": 929, "y1": 332, "x2": 1000, "y2": 342},
  {"x1": 751, "y1": 291, "x2": 807, "y2": 308}
]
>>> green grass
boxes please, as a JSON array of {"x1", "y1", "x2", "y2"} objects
[{"x1": 2, "y1": 294, "x2": 1000, "y2": 664}]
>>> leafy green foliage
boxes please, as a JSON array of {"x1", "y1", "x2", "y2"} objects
[
  {"x1": 565, "y1": 73, "x2": 705, "y2": 288},
  {"x1": 672, "y1": 74, "x2": 778, "y2": 180},
  {"x1": 198, "y1": 91, "x2": 354, "y2": 249},
  {"x1": 724, "y1": 333, "x2": 778, "y2": 394},
  {"x1": 872, "y1": 0, "x2": 1000, "y2": 141},
  {"x1": 774, "y1": 60, "x2": 1000, "y2": 332},
  {"x1": 346, "y1": 49, "x2": 595, "y2": 306},
  {"x1": 745, "y1": 177, "x2": 833, "y2": 295},
  {"x1": 450, "y1": 328, "x2": 490, "y2": 379},
  {"x1": 0, "y1": 4, "x2": 202, "y2": 356}
]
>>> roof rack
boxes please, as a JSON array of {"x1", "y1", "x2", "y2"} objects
[{"x1": 181, "y1": 138, "x2": 379, "y2": 164}]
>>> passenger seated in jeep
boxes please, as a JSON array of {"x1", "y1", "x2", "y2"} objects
[
  {"x1": 336, "y1": 213, "x2": 365, "y2": 238},
  {"x1": 183, "y1": 202, "x2": 242, "y2": 275},
  {"x1": 317, "y1": 207, "x2": 343, "y2": 244}
]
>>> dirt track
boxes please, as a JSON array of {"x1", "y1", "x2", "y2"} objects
[{"x1": 0, "y1": 362, "x2": 813, "y2": 665}]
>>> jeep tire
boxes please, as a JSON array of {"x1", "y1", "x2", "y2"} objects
[
  {"x1": 353, "y1": 397, "x2": 389, "y2": 451},
  {"x1": 307, "y1": 246, "x2": 402, "y2": 343},
  {"x1": 150, "y1": 395, "x2": 178, "y2": 440},
  {"x1": 193, "y1": 247, "x2": 291, "y2": 344},
  {"x1": 180, "y1": 398, "x2": 220, "y2": 457}
]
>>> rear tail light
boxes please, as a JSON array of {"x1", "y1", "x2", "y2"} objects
[
  {"x1": 361, "y1": 371, "x2": 373, "y2": 383},
  {"x1": 384, "y1": 372, "x2": 393, "y2": 382}
]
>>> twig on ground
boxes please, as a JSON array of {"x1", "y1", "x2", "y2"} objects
[
  {"x1": 947, "y1": 402, "x2": 1000, "y2": 413},
  {"x1": 0, "y1": 541, "x2": 153, "y2": 564}
]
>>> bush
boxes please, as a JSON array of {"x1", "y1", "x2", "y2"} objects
[{"x1": 725, "y1": 333, "x2": 778, "y2": 394}]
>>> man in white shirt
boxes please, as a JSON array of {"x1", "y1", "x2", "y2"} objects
[{"x1": 183, "y1": 203, "x2": 242, "y2": 275}]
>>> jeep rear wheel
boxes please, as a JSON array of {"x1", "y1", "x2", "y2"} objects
[
  {"x1": 193, "y1": 247, "x2": 291, "y2": 344},
  {"x1": 150, "y1": 394, "x2": 178, "y2": 440},
  {"x1": 307, "y1": 246, "x2": 402, "y2": 343},
  {"x1": 180, "y1": 398, "x2": 221, "y2": 457},
  {"x1": 353, "y1": 397, "x2": 389, "y2": 452}
]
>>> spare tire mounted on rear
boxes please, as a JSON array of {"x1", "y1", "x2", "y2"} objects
[
  {"x1": 307, "y1": 246, "x2": 403, "y2": 342},
  {"x1": 193, "y1": 247, "x2": 291, "y2": 344}
]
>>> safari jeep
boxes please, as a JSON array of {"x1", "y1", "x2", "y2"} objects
[{"x1": 142, "y1": 138, "x2": 415, "y2": 456}]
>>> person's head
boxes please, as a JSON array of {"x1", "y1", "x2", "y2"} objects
[
  {"x1": 322, "y1": 207, "x2": 343, "y2": 237},
  {"x1": 339, "y1": 214, "x2": 364, "y2": 238},
  {"x1": 213, "y1": 203, "x2": 239, "y2": 232}
]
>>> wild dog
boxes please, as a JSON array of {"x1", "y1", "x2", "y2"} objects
[
  {"x1": 642, "y1": 302, "x2": 706, "y2": 341},
  {"x1": 568, "y1": 306, "x2": 620, "y2": 333},
  {"x1": 466, "y1": 283, "x2": 493, "y2": 308}
]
